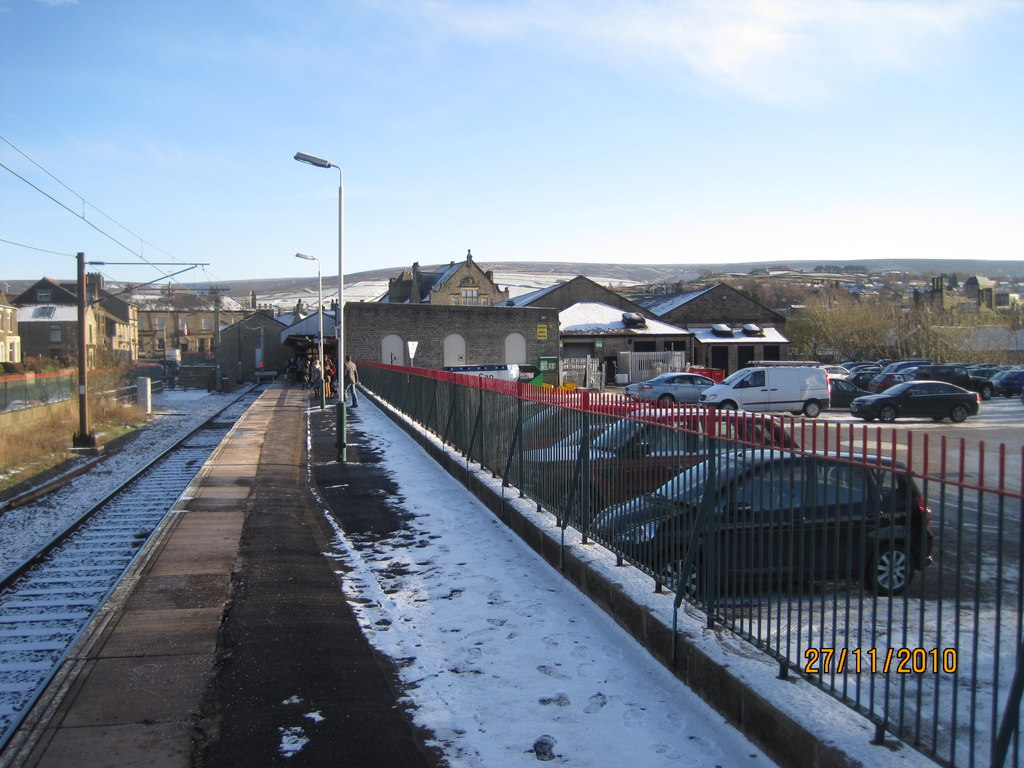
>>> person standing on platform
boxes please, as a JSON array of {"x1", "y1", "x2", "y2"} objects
[{"x1": 343, "y1": 355, "x2": 358, "y2": 408}]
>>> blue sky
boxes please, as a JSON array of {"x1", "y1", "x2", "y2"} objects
[{"x1": 2, "y1": 0, "x2": 1022, "y2": 288}]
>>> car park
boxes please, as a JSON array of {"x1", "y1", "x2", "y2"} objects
[
  {"x1": 992, "y1": 368, "x2": 1024, "y2": 397},
  {"x1": 827, "y1": 377, "x2": 870, "y2": 409},
  {"x1": 624, "y1": 372, "x2": 716, "y2": 403},
  {"x1": 592, "y1": 449, "x2": 934, "y2": 597},
  {"x1": 850, "y1": 380, "x2": 981, "y2": 423}
]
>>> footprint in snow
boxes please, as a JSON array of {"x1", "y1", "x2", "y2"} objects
[
  {"x1": 537, "y1": 664, "x2": 570, "y2": 680},
  {"x1": 584, "y1": 693, "x2": 607, "y2": 714}
]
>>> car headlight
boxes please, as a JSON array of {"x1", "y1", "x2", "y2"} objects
[{"x1": 617, "y1": 521, "x2": 659, "y2": 544}]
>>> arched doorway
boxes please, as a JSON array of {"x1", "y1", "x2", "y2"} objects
[
  {"x1": 504, "y1": 332, "x2": 526, "y2": 364},
  {"x1": 381, "y1": 334, "x2": 405, "y2": 366},
  {"x1": 443, "y1": 334, "x2": 466, "y2": 367}
]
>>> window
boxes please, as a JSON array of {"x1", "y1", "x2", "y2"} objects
[
  {"x1": 37, "y1": 290, "x2": 52, "y2": 302},
  {"x1": 461, "y1": 288, "x2": 479, "y2": 306},
  {"x1": 202, "y1": 317, "x2": 212, "y2": 331},
  {"x1": 155, "y1": 317, "x2": 166, "y2": 331},
  {"x1": 49, "y1": 324, "x2": 61, "y2": 343},
  {"x1": 32, "y1": 306, "x2": 56, "y2": 319}
]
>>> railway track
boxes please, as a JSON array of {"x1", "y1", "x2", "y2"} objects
[{"x1": 0, "y1": 389, "x2": 259, "y2": 752}]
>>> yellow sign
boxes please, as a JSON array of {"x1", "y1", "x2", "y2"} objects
[{"x1": 536, "y1": 324, "x2": 548, "y2": 340}]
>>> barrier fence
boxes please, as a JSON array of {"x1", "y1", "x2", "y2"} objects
[{"x1": 362, "y1": 362, "x2": 1023, "y2": 768}]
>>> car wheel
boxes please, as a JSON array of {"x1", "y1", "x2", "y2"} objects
[
  {"x1": 866, "y1": 542, "x2": 913, "y2": 596},
  {"x1": 950, "y1": 404, "x2": 969, "y2": 423},
  {"x1": 717, "y1": 400, "x2": 738, "y2": 411},
  {"x1": 662, "y1": 557, "x2": 701, "y2": 600},
  {"x1": 802, "y1": 400, "x2": 822, "y2": 418},
  {"x1": 981, "y1": 385, "x2": 994, "y2": 401},
  {"x1": 878, "y1": 405, "x2": 897, "y2": 423},
  {"x1": 658, "y1": 393, "x2": 676, "y2": 403}
]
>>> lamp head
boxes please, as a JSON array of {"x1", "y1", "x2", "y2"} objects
[
  {"x1": 295, "y1": 252, "x2": 316, "y2": 261},
  {"x1": 294, "y1": 152, "x2": 333, "y2": 169}
]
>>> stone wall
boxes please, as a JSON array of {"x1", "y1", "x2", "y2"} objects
[{"x1": 344, "y1": 303, "x2": 560, "y2": 368}]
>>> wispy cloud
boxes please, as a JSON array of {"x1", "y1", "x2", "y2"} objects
[{"x1": 380, "y1": 0, "x2": 1019, "y2": 101}]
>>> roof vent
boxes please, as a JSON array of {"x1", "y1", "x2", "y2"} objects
[
  {"x1": 622, "y1": 312, "x2": 647, "y2": 328},
  {"x1": 711, "y1": 323, "x2": 734, "y2": 337},
  {"x1": 742, "y1": 323, "x2": 764, "y2": 336}
]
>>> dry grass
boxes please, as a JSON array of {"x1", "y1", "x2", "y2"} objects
[{"x1": 0, "y1": 398, "x2": 148, "y2": 494}]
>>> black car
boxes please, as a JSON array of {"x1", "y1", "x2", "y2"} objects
[
  {"x1": 592, "y1": 449, "x2": 933, "y2": 597},
  {"x1": 850, "y1": 380, "x2": 980, "y2": 423},
  {"x1": 827, "y1": 377, "x2": 870, "y2": 409},
  {"x1": 991, "y1": 368, "x2": 1024, "y2": 397}
]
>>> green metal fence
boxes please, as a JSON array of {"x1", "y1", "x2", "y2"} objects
[{"x1": 361, "y1": 362, "x2": 1024, "y2": 768}]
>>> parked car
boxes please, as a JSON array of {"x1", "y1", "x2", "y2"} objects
[
  {"x1": 698, "y1": 365, "x2": 830, "y2": 417},
  {"x1": 624, "y1": 372, "x2": 716, "y2": 403},
  {"x1": 846, "y1": 371, "x2": 879, "y2": 390},
  {"x1": 827, "y1": 377, "x2": 871, "y2": 409},
  {"x1": 592, "y1": 449, "x2": 934, "y2": 596},
  {"x1": 967, "y1": 365, "x2": 1010, "y2": 380},
  {"x1": 866, "y1": 372, "x2": 913, "y2": 393},
  {"x1": 913, "y1": 364, "x2": 995, "y2": 400},
  {"x1": 524, "y1": 409, "x2": 795, "y2": 515},
  {"x1": 850, "y1": 380, "x2": 981, "y2": 423},
  {"x1": 880, "y1": 359, "x2": 932, "y2": 374},
  {"x1": 822, "y1": 365, "x2": 851, "y2": 378},
  {"x1": 992, "y1": 368, "x2": 1024, "y2": 397}
]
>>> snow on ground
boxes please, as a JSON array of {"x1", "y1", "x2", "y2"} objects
[
  {"x1": 313, "y1": 400, "x2": 781, "y2": 767},
  {"x1": 0, "y1": 389, "x2": 241, "y2": 577}
]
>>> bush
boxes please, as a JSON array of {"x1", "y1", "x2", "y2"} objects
[{"x1": 1, "y1": 362, "x2": 25, "y2": 374}]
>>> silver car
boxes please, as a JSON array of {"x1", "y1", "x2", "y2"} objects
[{"x1": 624, "y1": 372, "x2": 716, "y2": 403}]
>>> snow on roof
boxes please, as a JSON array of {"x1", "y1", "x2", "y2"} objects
[
  {"x1": 636, "y1": 286, "x2": 715, "y2": 316},
  {"x1": 17, "y1": 304, "x2": 78, "y2": 323},
  {"x1": 559, "y1": 302, "x2": 690, "y2": 335},
  {"x1": 502, "y1": 282, "x2": 564, "y2": 307},
  {"x1": 690, "y1": 325, "x2": 789, "y2": 344}
]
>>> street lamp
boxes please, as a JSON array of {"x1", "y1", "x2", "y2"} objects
[
  {"x1": 295, "y1": 252, "x2": 325, "y2": 410},
  {"x1": 294, "y1": 151, "x2": 346, "y2": 460}
]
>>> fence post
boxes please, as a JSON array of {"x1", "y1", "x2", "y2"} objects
[{"x1": 136, "y1": 376, "x2": 152, "y2": 415}]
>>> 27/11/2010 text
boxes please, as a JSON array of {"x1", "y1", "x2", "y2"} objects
[{"x1": 803, "y1": 647, "x2": 957, "y2": 675}]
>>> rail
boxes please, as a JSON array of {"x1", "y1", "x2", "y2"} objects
[{"x1": 361, "y1": 362, "x2": 1024, "y2": 768}]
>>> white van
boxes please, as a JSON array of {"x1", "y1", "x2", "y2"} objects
[{"x1": 698, "y1": 365, "x2": 830, "y2": 417}]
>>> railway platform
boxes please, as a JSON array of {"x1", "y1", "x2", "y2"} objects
[{"x1": 3, "y1": 384, "x2": 440, "y2": 767}]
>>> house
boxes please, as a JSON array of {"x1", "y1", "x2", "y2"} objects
[
  {"x1": 12, "y1": 275, "x2": 137, "y2": 364},
  {"x1": 0, "y1": 292, "x2": 21, "y2": 366},
  {"x1": 379, "y1": 250, "x2": 510, "y2": 306},
  {"x1": 634, "y1": 283, "x2": 790, "y2": 373},
  {"x1": 132, "y1": 287, "x2": 246, "y2": 363}
]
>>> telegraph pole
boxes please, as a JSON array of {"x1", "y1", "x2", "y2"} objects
[{"x1": 72, "y1": 252, "x2": 97, "y2": 450}]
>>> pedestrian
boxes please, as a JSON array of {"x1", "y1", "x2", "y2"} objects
[
  {"x1": 324, "y1": 358, "x2": 336, "y2": 399},
  {"x1": 343, "y1": 355, "x2": 359, "y2": 407},
  {"x1": 286, "y1": 357, "x2": 298, "y2": 386},
  {"x1": 309, "y1": 358, "x2": 323, "y2": 400}
]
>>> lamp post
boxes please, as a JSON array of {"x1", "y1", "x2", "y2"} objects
[
  {"x1": 294, "y1": 151, "x2": 346, "y2": 460},
  {"x1": 295, "y1": 252, "x2": 325, "y2": 410}
]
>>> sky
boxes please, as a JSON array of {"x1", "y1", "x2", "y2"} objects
[{"x1": 2, "y1": 0, "x2": 1023, "y2": 290}]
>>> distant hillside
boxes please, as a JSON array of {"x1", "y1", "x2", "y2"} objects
[{"x1": 5, "y1": 258, "x2": 1021, "y2": 302}]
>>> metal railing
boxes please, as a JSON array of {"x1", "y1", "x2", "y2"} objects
[{"x1": 361, "y1": 362, "x2": 1023, "y2": 768}]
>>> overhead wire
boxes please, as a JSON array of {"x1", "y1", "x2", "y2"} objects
[{"x1": 0, "y1": 134, "x2": 191, "y2": 282}]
